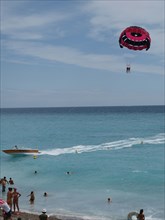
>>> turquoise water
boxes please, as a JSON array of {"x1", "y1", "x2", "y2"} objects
[{"x1": 0, "y1": 106, "x2": 164, "y2": 220}]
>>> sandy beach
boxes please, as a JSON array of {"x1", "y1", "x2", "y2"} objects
[
  {"x1": 0, "y1": 211, "x2": 62, "y2": 220},
  {"x1": 0, "y1": 210, "x2": 86, "y2": 220}
]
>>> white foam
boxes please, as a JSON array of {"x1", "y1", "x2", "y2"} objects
[{"x1": 39, "y1": 133, "x2": 165, "y2": 156}]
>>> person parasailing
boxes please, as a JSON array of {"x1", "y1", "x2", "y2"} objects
[
  {"x1": 119, "y1": 26, "x2": 151, "y2": 73},
  {"x1": 126, "y1": 64, "x2": 131, "y2": 73}
]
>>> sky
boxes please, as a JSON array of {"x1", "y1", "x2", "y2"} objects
[{"x1": 1, "y1": 0, "x2": 164, "y2": 108}]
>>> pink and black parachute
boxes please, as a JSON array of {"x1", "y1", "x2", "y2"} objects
[{"x1": 119, "y1": 26, "x2": 151, "y2": 51}]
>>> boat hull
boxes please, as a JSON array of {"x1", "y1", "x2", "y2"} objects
[{"x1": 3, "y1": 149, "x2": 39, "y2": 155}]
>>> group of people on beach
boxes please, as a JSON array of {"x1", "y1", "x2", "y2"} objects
[
  {"x1": 0, "y1": 176, "x2": 21, "y2": 220},
  {"x1": 7, "y1": 187, "x2": 21, "y2": 213},
  {"x1": 0, "y1": 175, "x2": 49, "y2": 220},
  {"x1": 0, "y1": 176, "x2": 21, "y2": 214}
]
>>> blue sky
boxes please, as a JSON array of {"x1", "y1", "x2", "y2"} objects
[{"x1": 1, "y1": 0, "x2": 164, "y2": 108}]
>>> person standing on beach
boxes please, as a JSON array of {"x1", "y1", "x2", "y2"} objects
[
  {"x1": 137, "y1": 209, "x2": 145, "y2": 220},
  {"x1": 39, "y1": 209, "x2": 48, "y2": 220},
  {"x1": 13, "y1": 188, "x2": 21, "y2": 213},
  {"x1": 7, "y1": 188, "x2": 13, "y2": 211}
]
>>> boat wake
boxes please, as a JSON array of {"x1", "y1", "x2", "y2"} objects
[{"x1": 39, "y1": 133, "x2": 165, "y2": 156}]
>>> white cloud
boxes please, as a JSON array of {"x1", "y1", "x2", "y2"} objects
[
  {"x1": 1, "y1": 2, "x2": 70, "y2": 41},
  {"x1": 4, "y1": 40, "x2": 163, "y2": 75},
  {"x1": 2, "y1": 13, "x2": 67, "y2": 32},
  {"x1": 83, "y1": 1, "x2": 164, "y2": 28}
]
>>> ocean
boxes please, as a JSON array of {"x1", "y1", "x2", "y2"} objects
[{"x1": 0, "y1": 106, "x2": 164, "y2": 220}]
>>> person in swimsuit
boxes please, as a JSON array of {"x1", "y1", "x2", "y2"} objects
[
  {"x1": 1, "y1": 177, "x2": 8, "y2": 192},
  {"x1": 7, "y1": 188, "x2": 13, "y2": 211},
  {"x1": 13, "y1": 188, "x2": 21, "y2": 213},
  {"x1": 137, "y1": 209, "x2": 145, "y2": 220},
  {"x1": 28, "y1": 191, "x2": 35, "y2": 204},
  {"x1": 43, "y1": 192, "x2": 48, "y2": 197},
  {"x1": 9, "y1": 178, "x2": 14, "y2": 185}
]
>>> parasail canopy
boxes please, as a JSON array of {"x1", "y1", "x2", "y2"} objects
[{"x1": 119, "y1": 26, "x2": 151, "y2": 51}]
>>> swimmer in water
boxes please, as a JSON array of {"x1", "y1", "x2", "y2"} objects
[
  {"x1": 107, "y1": 197, "x2": 111, "y2": 203},
  {"x1": 43, "y1": 192, "x2": 48, "y2": 197}
]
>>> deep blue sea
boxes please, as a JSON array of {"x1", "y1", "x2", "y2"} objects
[{"x1": 0, "y1": 106, "x2": 164, "y2": 220}]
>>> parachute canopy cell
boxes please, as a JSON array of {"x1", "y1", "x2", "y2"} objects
[{"x1": 119, "y1": 26, "x2": 151, "y2": 51}]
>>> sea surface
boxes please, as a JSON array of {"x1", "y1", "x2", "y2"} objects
[{"x1": 0, "y1": 106, "x2": 164, "y2": 220}]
